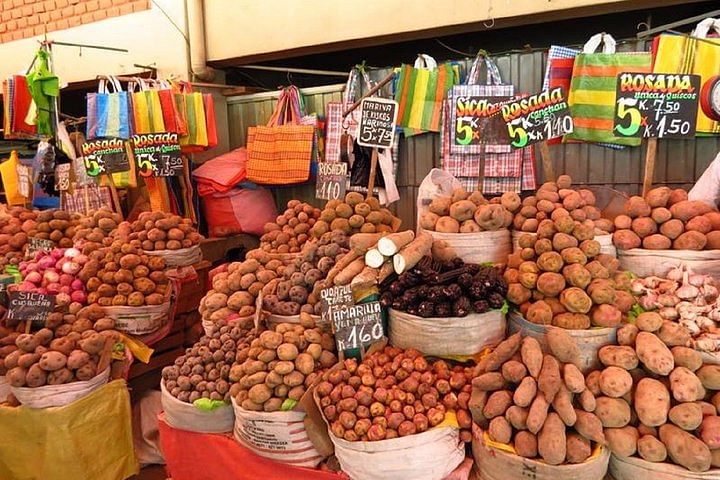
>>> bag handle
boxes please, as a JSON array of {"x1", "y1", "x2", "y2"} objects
[
  {"x1": 466, "y1": 50, "x2": 503, "y2": 86},
  {"x1": 414, "y1": 54, "x2": 438, "y2": 70},
  {"x1": 267, "y1": 89, "x2": 288, "y2": 127},
  {"x1": 583, "y1": 33, "x2": 616, "y2": 53},
  {"x1": 693, "y1": 18, "x2": 720, "y2": 39}
]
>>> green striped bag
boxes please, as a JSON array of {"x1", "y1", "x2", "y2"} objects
[
  {"x1": 394, "y1": 54, "x2": 459, "y2": 137},
  {"x1": 565, "y1": 33, "x2": 651, "y2": 146}
]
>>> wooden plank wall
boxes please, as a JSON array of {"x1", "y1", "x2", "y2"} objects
[{"x1": 226, "y1": 50, "x2": 720, "y2": 231}]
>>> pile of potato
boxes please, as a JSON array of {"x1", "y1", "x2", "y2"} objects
[
  {"x1": 162, "y1": 316, "x2": 256, "y2": 404},
  {"x1": 594, "y1": 313, "x2": 720, "y2": 472},
  {"x1": 317, "y1": 345, "x2": 474, "y2": 442},
  {"x1": 233, "y1": 316, "x2": 337, "y2": 412},
  {"x1": 260, "y1": 200, "x2": 321, "y2": 254},
  {"x1": 72, "y1": 209, "x2": 123, "y2": 255},
  {"x1": 612, "y1": 187, "x2": 720, "y2": 251},
  {"x1": 1, "y1": 304, "x2": 117, "y2": 388},
  {"x1": 29, "y1": 209, "x2": 82, "y2": 248},
  {"x1": 311, "y1": 192, "x2": 398, "y2": 238},
  {"x1": 506, "y1": 217, "x2": 633, "y2": 329},
  {"x1": 512, "y1": 175, "x2": 613, "y2": 235},
  {"x1": 471, "y1": 331, "x2": 606, "y2": 465},
  {"x1": 0, "y1": 207, "x2": 37, "y2": 269},
  {"x1": 85, "y1": 242, "x2": 168, "y2": 307},
  {"x1": 420, "y1": 187, "x2": 513, "y2": 233},
  {"x1": 263, "y1": 230, "x2": 350, "y2": 316},
  {"x1": 114, "y1": 212, "x2": 202, "y2": 252}
]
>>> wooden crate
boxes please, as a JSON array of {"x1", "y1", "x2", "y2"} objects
[
  {"x1": 200, "y1": 235, "x2": 259, "y2": 265},
  {"x1": 175, "y1": 261, "x2": 212, "y2": 314}
]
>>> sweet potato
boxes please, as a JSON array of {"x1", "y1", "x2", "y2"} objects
[
  {"x1": 505, "y1": 405, "x2": 529, "y2": 430},
  {"x1": 501, "y1": 360, "x2": 527, "y2": 384},
  {"x1": 595, "y1": 396, "x2": 631, "y2": 428},
  {"x1": 473, "y1": 372, "x2": 506, "y2": 391},
  {"x1": 670, "y1": 366, "x2": 705, "y2": 403},
  {"x1": 538, "y1": 413, "x2": 566, "y2": 465},
  {"x1": 552, "y1": 383, "x2": 577, "y2": 426},
  {"x1": 660, "y1": 423, "x2": 712, "y2": 472},
  {"x1": 514, "y1": 431, "x2": 538, "y2": 458},
  {"x1": 674, "y1": 230, "x2": 707, "y2": 250},
  {"x1": 574, "y1": 409, "x2": 605, "y2": 444},
  {"x1": 612, "y1": 229, "x2": 641, "y2": 250},
  {"x1": 513, "y1": 376, "x2": 537, "y2": 408},
  {"x1": 707, "y1": 231, "x2": 720, "y2": 250},
  {"x1": 636, "y1": 332, "x2": 674, "y2": 375},
  {"x1": 488, "y1": 416, "x2": 512, "y2": 444},
  {"x1": 520, "y1": 336, "x2": 543, "y2": 379},
  {"x1": 566, "y1": 433, "x2": 591, "y2": 464},
  {"x1": 635, "y1": 378, "x2": 670, "y2": 427},
  {"x1": 538, "y1": 355, "x2": 561, "y2": 403},
  {"x1": 526, "y1": 392, "x2": 550, "y2": 434},
  {"x1": 669, "y1": 402, "x2": 703, "y2": 431},
  {"x1": 546, "y1": 328, "x2": 580, "y2": 366},
  {"x1": 484, "y1": 333, "x2": 521, "y2": 372},
  {"x1": 579, "y1": 389, "x2": 596, "y2": 413},
  {"x1": 483, "y1": 390, "x2": 513, "y2": 419},
  {"x1": 563, "y1": 364, "x2": 585, "y2": 394},
  {"x1": 606, "y1": 426, "x2": 639, "y2": 457}
]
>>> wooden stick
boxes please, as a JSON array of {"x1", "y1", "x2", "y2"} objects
[
  {"x1": 367, "y1": 148, "x2": 378, "y2": 200},
  {"x1": 83, "y1": 185, "x2": 91, "y2": 215},
  {"x1": 642, "y1": 138, "x2": 658, "y2": 196},
  {"x1": 106, "y1": 173, "x2": 124, "y2": 220},
  {"x1": 343, "y1": 71, "x2": 396, "y2": 118},
  {"x1": 539, "y1": 141, "x2": 555, "y2": 182}
]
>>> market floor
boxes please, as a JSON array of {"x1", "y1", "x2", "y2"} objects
[{"x1": 131, "y1": 465, "x2": 169, "y2": 480}]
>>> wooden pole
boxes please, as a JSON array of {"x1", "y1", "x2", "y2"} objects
[
  {"x1": 477, "y1": 149, "x2": 485, "y2": 194},
  {"x1": 642, "y1": 138, "x2": 658, "y2": 196},
  {"x1": 106, "y1": 173, "x2": 124, "y2": 220},
  {"x1": 539, "y1": 141, "x2": 555, "y2": 182},
  {"x1": 343, "y1": 72, "x2": 396, "y2": 118},
  {"x1": 366, "y1": 148, "x2": 379, "y2": 200},
  {"x1": 83, "y1": 185, "x2": 91, "y2": 215}
]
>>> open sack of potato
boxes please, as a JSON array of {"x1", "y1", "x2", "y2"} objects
[
  {"x1": 470, "y1": 331, "x2": 609, "y2": 477},
  {"x1": 160, "y1": 317, "x2": 257, "y2": 433},
  {"x1": 510, "y1": 175, "x2": 616, "y2": 257},
  {"x1": 313, "y1": 345, "x2": 474, "y2": 480},
  {"x1": 231, "y1": 318, "x2": 337, "y2": 467},
  {"x1": 417, "y1": 169, "x2": 512, "y2": 264},
  {"x1": 2, "y1": 304, "x2": 122, "y2": 408},
  {"x1": 614, "y1": 186, "x2": 720, "y2": 278}
]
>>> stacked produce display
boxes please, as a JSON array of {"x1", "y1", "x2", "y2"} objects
[
  {"x1": 419, "y1": 187, "x2": 514, "y2": 233},
  {"x1": 261, "y1": 200, "x2": 322, "y2": 254},
  {"x1": 114, "y1": 212, "x2": 203, "y2": 252}
]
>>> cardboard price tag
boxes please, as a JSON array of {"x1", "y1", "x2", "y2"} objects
[
  {"x1": 16, "y1": 164, "x2": 31, "y2": 198},
  {"x1": 26, "y1": 237, "x2": 54, "y2": 259},
  {"x1": 55, "y1": 163, "x2": 71, "y2": 191},
  {"x1": 357, "y1": 98, "x2": 398, "y2": 149},
  {"x1": 315, "y1": 162, "x2": 348, "y2": 201},
  {"x1": 132, "y1": 133, "x2": 183, "y2": 177},
  {"x1": 453, "y1": 95, "x2": 513, "y2": 146},
  {"x1": 501, "y1": 87, "x2": 573, "y2": 148},
  {"x1": 81, "y1": 138, "x2": 130, "y2": 176},
  {"x1": 7, "y1": 291, "x2": 55, "y2": 327},
  {"x1": 331, "y1": 301, "x2": 384, "y2": 353},
  {"x1": 614, "y1": 73, "x2": 700, "y2": 138}
]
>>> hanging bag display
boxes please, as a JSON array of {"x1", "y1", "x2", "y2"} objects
[
  {"x1": 653, "y1": 18, "x2": 720, "y2": 135},
  {"x1": 394, "y1": 54, "x2": 459, "y2": 136},
  {"x1": 565, "y1": 33, "x2": 651, "y2": 146},
  {"x1": 86, "y1": 76, "x2": 130, "y2": 140},
  {"x1": 129, "y1": 78, "x2": 166, "y2": 135},
  {"x1": 246, "y1": 87, "x2": 314, "y2": 185}
]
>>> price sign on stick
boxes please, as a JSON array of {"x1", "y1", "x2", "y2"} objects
[
  {"x1": 7, "y1": 291, "x2": 55, "y2": 328},
  {"x1": 81, "y1": 138, "x2": 130, "y2": 176},
  {"x1": 614, "y1": 73, "x2": 700, "y2": 138},
  {"x1": 357, "y1": 98, "x2": 398, "y2": 148},
  {"x1": 501, "y1": 87, "x2": 574, "y2": 149},
  {"x1": 453, "y1": 95, "x2": 513, "y2": 147},
  {"x1": 26, "y1": 237, "x2": 54, "y2": 259},
  {"x1": 132, "y1": 133, "x2": 183, "y2": 177},
  {"x1": 55, "y1": 163, "x2": 71, "y2": 191},
  {"x1": 315, "y1": 162, "x2": 348, "y2": 200},
  {"x1": 320, "y1": 285, "x2": 384, "y2": 356}
]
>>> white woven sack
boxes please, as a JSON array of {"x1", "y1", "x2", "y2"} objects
[
  {"x1": 618, "y1": 248, "x2": 720, "y2": 280},
  {"x1": 0, "y1": 376, "x2": 10, "y2": 403},
  {"x1": 472, "y1": 424, "x2": 610, "y2": 480},
  {"x1": 610, "y1": 452, "x2": 720, "y2": 479},
  {"x1": 11, "y1": 368, "x2": 110, "y2": 408},
  {"x1": 104, "y1": 302, "x2": 170, "y2": 335},
  {"x1": 231, "y1": 398, "x2": 322, "y2": 467},
  {"x1": 388, "y1": 308, "x2": 505, "y2": 357},
  {"x1": 331, "y1": 425, "x2": 464, "y2": 480},
  {"x1": 145, "y1": 244, "x2": 202, "y2": 268},
  {"x1": 424, "y1": 229, "x2": 511, "y2": 264},
  {"x1": 160, "y1": 380, "x2": 234, "y2": 433}
]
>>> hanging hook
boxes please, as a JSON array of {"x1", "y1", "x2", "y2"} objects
[
  {"x1": 637, "y1": 21, "x2": 650, "y2": 33},
  {"x1": 286, "y1": 70, "x2": 293, "y2": 86},
  {"x1": 483, "y1": 0, "x2": 495, "y2": 28}
]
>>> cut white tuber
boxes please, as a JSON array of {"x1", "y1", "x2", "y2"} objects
[
  {"x1": 365, "y1": 248, "x2": 386, "y2": 268},
  {"x1": 351, "y1": 266, "x2": 379, "y2": 290},
  {"x1": 393, "y1": 232, "x2": 433, "y2": 274},
  {"x1": 378, "y1": 261, "x2": 394, "y2": 284},
  {"x1": 377, "y1": 230, "x2": 415, "y2": 256},
  {"x1": 349, "y1": 233, "x2": 386, "y2": 254}
]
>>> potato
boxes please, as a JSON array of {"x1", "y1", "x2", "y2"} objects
[
  {"x1": 636, "y1": 312, "x2": 663, "y2": 332},
  {"x1": 617, "y1": 324, "x2": 639, "y2": 347},
  {"x1": 642, "y1": 233, "x2": 671, "y2": 250},
  {"x1": 7, "y1": 366, "x2": 27, "y2": 387},
  {"x1": 566, "y1": 433, "x2": 591, "y2": 464},
  {"x1": 538, "y1": 412, "x2": 566, "y2": 465},
  {"x1": 635, "y1": 378, "x2": 670, "y2": 427},
  {"x1": 294, "y1": 353, "x2": 314, "y2": 375},
  {"x1": 505, "y1": 405, "x2": 529, "y2": 430},
  {"x1": 631, "y1": 217, "x2": 657, "y2": 238},
  {"x1": 449, "y1": 200, "x2": 476, "y2": 222},
  {"x1": 659, "y1": 218, "x2": 684, "y2": 240},
  {"x1": 669, "y1": 402, "x2": 703, "y2": 431},
  {"x1": 674, "y1": 230, "x2": 707, "y2": 250},
  {"x1": 651, "y1": 207, "x2": 672, "y2": 224},
  {"x1": 658, "y1": 321, "x2": 692, "y2": 347},
  {"x1": 598, "y1": 345, "x2": 638, "y2": 370},
  {"x1": 488, "y1": 416, "x2": 512, "y2": 444},
  {"x1": 483, "y1": 390, "x2": 513, "y2": 419},
  {"x1": 434, "y1": 216, "x2": 460, "y2": 233},
  {"x1": 67, "y1": 350, "x2": 90, "y2": 370},
  {"x1": 637, "y1": 434, "x2": 668, "y2": 463},
  {"x1": 626, "y1": 196, "x2": 651, "y2": 218},
  {"x1": 473, "y1": 372, "x2": 506, "y2": 391},
  {"x1": 595, "y1": 396, "x2": 631, "y2": 428},
  {"x1": 636, "y1": 332, "x2": 674, "y2": 375},
  {"x1": 706, "y1": 231, "x2": 720, "y2": 250},
  {"x1": 429, "y1": 196, "x2": 452, "y2": 216},
  {"x1": 670, "y1": 366, "x2": 705, "y2": 403},
  {"x1": 39, "y1": 351, "x2": 68, "y2": 371},
  {"x1": 700, "y1": 415, "x2": 720, "y2": 449},
  {"x1": 697, "y1": 365, "x2": 720, "y2": 390},
  {"x1": 661, "y1": 423, "x2": 712, "y2": 472},
  {"x1": 605, "y1": 426, "x2": 639, "y2": 457},
  {"x1": 25, "y1": 364, "x2": 47, "y2": 387},
  {"x1": 612, "y1": 229, "x2": 641, "y2": 250}
]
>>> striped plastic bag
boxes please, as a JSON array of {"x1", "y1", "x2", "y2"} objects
[
  {"x1": 394, "y1": 54, "x2": 459, "y2": 136},
  {"x1": 86, "y1": 76, "x2": 130, "y2": 140},
  {"x1": 565, "y1": 33, "x2": 651, "y2": 147}
]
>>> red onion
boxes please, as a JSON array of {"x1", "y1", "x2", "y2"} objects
[
  {"x1": 64, "y1": 248, "x2": 81, "y2": 258},
  {"x1": 59, "y1": 274, "x2": 73, "y2": 287},
  {"x1": 61, "y1": 261, "x2": 81, "y2": 275},
  {"x1": 46, "y1": 283, "x2": 61, "y2": 294},
  {"x1": 59, "y1": 285, "x2": 71, "y2": 294},
  {"x1": 25, "y1": 271, "x2": 42, "y2": 285},
  {"x1": 19, "y1": 281, "x2": 35, "y2": 291},
  {"x1": 43, "y1": 270, "x2": 60, "y2": 284},
  {"x1": 51, "y1": 248, "x2": 65, "y2": 260},
  {"x1": 37, "y1": 287, "x2": 48, "y2": 294},
  {"x1": 38, "y1": 256, "x2": 56, "y2": 270},
  {"x1": 71, "y1": 279, "x2": 84, "y2": 291},
  {"x1": 71, "y1": 290, "x2": 87, "y2": 304}
]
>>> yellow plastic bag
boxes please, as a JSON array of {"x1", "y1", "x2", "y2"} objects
[
  {"x1": 0, "y1": 151, "x2": 27, "y2": 205},
  {"x1": 0, "y1": 380, "x2": 139, "y2": 480}
]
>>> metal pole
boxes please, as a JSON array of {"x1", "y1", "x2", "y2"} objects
[
  {"x1": 237, "y1": 65, "x2": 349, "y2": 77},
  {"x1": 637, "y1": 9, "x2": 720, "y2": 38}
]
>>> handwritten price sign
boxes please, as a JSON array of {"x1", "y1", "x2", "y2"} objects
[
  {"x1": 81, "y1": 139, "x2": 130, "y2": 176},
  {"x1": 614, "y1": 73, "x2": 700, "y2": 138},
  {"x1": 357, "y1": 98, "x2": 398, "y2": 149},
  {"x1": 132, "y1": 133, "x2": 183, "y2": 177},
  {"x1": 452, "y1": 95, "x2": 512, "y2": 148},
  {"x1": 501, "y1": 87, "x2": 573, "y2": 149}
]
